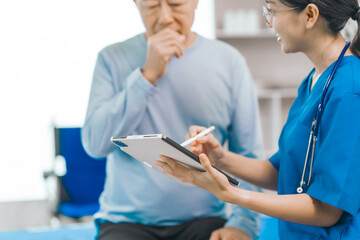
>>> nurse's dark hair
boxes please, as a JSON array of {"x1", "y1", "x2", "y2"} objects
[{"x1": 278, "y1": 0, "x2": 360, "y2": 58}]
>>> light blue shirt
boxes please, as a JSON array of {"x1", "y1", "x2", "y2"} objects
[
  {"x1": 82, "y1": 33, "x2": 264, "y2": 239},
  {"x1": 270, "y1": 56, "x2": 360, "y2": 239}
]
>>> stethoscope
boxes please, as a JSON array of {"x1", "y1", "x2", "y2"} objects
[{"x1": 296, "y1": 42, "x2": 351, "y2": 194}]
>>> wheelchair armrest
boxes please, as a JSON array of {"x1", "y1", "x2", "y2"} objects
[
  {"x1": 44, "y1": 156, "x2": 67, "y2": 180},
  {"x1": 43, "y1": 170, "x2": 57, "y2": 179}
]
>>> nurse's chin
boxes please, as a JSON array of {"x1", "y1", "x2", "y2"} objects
[
  {"x1": 279, "y1": 44, "x2": 297, "y2": 54},
  {"x1": 277, "y1": 38, "x2": 299, "y2": 54},
  {"x1": 280, "y1": 44, "x2": 289, "y2": 54}
]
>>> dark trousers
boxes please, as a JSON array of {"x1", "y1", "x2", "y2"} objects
[{"x1": 98, "y1": 217, "x2": 226, "y2": 240}]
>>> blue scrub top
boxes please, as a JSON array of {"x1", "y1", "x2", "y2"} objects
[{"x1": 269, "y1": 56, "x2": 360, "y2": 239}]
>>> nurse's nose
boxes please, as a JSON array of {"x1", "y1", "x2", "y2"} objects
[{"x1": 267, "y1": 15, "x2": 274, "y2": 28}]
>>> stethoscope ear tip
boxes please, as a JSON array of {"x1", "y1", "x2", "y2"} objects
[{"x1": 297, "y1": 187, "x2": 303, "y2": 193}]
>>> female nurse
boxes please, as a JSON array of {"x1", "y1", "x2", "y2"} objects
[{"x1": 157, "y1": 0, "x2": 360, "y2": 239}]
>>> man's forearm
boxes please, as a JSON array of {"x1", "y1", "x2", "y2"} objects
[{"x1": 82, "y1": 69, "x2": 154, "y2": 157}]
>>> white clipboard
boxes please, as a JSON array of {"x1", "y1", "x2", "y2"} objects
[{"x1": 111, "y1": 134, "x2": 239, "y2": 186}]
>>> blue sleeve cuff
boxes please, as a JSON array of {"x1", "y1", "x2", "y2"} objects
[
  {"x1": 268, "y1": 151, "x2": 280, "y2": 170},
  {"x1": 225, "y1": 209, "x2": 259, "y2": 239}
]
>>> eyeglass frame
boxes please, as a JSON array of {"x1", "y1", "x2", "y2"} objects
[{"x1": 262, "y1": 5, "x2": 301, "y2": 25}]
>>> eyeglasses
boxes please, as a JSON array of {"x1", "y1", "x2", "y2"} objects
[{"x1": 262, "y1": 5, "x2": 299, "y2": 25}]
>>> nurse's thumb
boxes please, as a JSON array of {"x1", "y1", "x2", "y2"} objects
[{"x1": 199, "y1": 154, "x2": 214, "y2": 173}]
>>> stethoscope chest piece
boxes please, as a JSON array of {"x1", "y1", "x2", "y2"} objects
[{"x1": 297, "y1": 180, "x2": 307, "y2": 193}]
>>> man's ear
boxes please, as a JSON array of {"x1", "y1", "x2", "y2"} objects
[
  {"x1": 304, "y1": 3, "x2": 320, "y2": 29},
  {"x1": 134, "y1": 0, "x2": 142, "y2": 10},
  {"x1": 194, "y1": 0, "x2": 199, "y2": 9}
]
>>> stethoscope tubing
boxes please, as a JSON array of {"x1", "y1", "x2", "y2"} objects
[{"x1": 297, "y1": 42, "x2": 351, "y2": 194}]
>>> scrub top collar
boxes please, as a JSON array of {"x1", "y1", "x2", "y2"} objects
[{"x1": 306, "y1": 55, "x2": 358, "y2": 96}]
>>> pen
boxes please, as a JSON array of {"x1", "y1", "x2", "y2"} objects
[{"x1": 180, "y1": 126, "x2": 216, "y2": 147}]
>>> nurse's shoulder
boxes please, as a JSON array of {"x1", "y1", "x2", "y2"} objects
[
  {"x1": 350, "y1": 56, "x2": 360, "y2": 95},
  {"x1": 332, "y1": 56, "x2": 360, "y2": 96}
]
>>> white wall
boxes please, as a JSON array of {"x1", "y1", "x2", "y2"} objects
[{"x1": 0, "y1": 0, "x2": 214, "y2": 202}]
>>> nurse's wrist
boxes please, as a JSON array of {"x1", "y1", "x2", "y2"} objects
[{"x1": 226, "y1": 187, "x2": 249, "y2": 206}]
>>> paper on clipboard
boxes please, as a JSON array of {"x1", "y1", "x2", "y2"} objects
[{"x1": 110, "y1": 134, "x2": 239, "y2": 186}]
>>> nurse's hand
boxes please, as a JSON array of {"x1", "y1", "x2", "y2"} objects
[
  {"x1": 210, "y1": 227, "x2": 252, "y2": 240},
  {"x1": 187, "y1": 125, "x2": 226, "y2": 168},
  {"x1": 157, "y1": 153, "x2": 233, "y2": 202}
]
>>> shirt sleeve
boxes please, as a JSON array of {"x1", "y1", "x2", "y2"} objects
[
  {"x1": 227, "y1": 53, "x2": 264, "y2": 159},
  {"x1": 306, "y1": 93, "x2": 360, "y2": 216},
  {"x1": 81, "y1": 51, "x2": 157, "y2": 158},
  {"x1": 225, "y1": 52, "x2": 264, "y2": 239},
  {"x1": 269, "y1": 151, "x2": 281, "y2": 170}
]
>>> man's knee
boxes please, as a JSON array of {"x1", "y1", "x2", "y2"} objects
[{"x1": 97, "y1": 222, "x2": 157, "y2": 240}]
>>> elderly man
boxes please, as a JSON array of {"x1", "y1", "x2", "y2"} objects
[{"x1": 82, "y1": 0, "x2": 264, "y2": 239}]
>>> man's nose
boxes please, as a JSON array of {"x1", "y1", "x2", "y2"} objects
[{"x1": 159, "y1": 3, "x2": 173, "y2": 25}]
